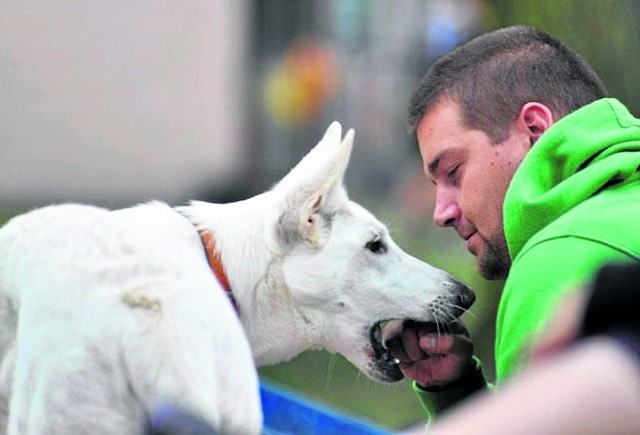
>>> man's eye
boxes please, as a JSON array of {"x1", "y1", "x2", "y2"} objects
[
  {"x1": 365, "y1": 239, "x2": 387, "y2": 254},
  {"x1": 447, "y1": 164, "x2": 460, "y2": 183}
]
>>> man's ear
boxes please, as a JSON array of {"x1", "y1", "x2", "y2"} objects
[
  {"x1": 519, "y1": 102, "x2": 555, "y2": 147},
  {"x1": 275, "y1": 122, "x2": 354, "y2": 247}
]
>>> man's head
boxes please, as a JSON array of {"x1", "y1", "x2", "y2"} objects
[
  {"x1": 408, "y1": 25, "x2": 608, "y2": 143},
  {"x1": 409, "y1": 25, "x2": 608, "y2": 279}
]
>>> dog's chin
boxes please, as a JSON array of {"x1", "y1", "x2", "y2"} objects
[{"x1": 367, "y1": 322, "x2": 403, "y2": 383}]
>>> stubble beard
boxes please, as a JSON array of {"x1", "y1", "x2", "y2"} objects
[{"x1": 477, "y1": 235, "x2": 511, "y2": 280}]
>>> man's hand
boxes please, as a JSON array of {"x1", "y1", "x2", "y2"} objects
[{"x1": 383, "y1": 320, "x2": 474, "y2": 389}]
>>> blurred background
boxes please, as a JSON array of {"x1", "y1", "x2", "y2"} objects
[{"x1": 1, "y1": 0, "x2": 639, "y2": 431}]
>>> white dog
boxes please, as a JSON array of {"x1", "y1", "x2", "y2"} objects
[{"x1": 0, "y1": 122, "x2": 473, "y2": 434}]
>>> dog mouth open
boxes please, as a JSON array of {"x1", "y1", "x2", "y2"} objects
[
  {"x1": 369, "y1": 321, "x2": 404, "y2": 382},
  {"x1": 364, "y1": 286, "x2": 476, "y2": 383},
  {"x1": 368, "y1": 316, "x2": 473, "y2": 382}
]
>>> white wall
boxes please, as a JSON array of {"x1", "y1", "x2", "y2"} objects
[{"x1": 0, "y1": 0, "x2": 248, "y2": 206}]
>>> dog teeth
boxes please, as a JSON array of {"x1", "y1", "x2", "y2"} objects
[{"x1": 393, "y1": 358, "x2": 400, "y2": 365}]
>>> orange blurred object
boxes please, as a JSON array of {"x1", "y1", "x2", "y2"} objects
[{"x1": 264, "y1": 39, "x2": 339, "y2": 125}]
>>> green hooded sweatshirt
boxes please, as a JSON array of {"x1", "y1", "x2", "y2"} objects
[
  {"x1": 497, "y1": 98, "x2": 640, "y2": 380},
  {"x1": 414, "y1": 98, "x2": 640, "y2": 418}
]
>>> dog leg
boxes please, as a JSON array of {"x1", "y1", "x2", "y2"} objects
[
  {"x1": 8, "y1": 335, "x2": 144, "y2": 434},
  {"x1": 119, "y1": 295, "x2": 263, "y2": 435}
]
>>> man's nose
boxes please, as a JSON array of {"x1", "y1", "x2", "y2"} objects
[{"x1": 433, "y1": 191, "x2": 460, "y2": 227}]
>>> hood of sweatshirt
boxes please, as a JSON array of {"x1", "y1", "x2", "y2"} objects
[{"x1": 504, "y1": 98, "x2": 640, "y2": 260}]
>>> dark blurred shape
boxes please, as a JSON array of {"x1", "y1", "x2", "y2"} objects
[
  {"x1": 581, "y1": 262, "x2": 640, "y2": 351},
  {"x1": 145, "y1": 406, "x2": 218, "y2": 435}
]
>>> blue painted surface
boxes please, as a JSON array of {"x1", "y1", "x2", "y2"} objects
[{"x1": 260, "y1": 382, "x2": 390, "y2": 435}]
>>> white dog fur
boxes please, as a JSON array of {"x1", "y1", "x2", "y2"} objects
[{"x1": 0, "y1": 122, "x2": 473, "y2": 434}]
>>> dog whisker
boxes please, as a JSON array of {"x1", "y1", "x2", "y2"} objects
[
  {"x1": 432, "y1": 312, "x2": 445, "y2": 337},
  {"x1": 438, "y1": 300, "x2": 479, "y2": 320},
  {"x1": 325, "y1": 354, "x2": 338, "y2": 389},
  {"x1": 460, "y1": 308, "x2": 478, "y2": 320}
]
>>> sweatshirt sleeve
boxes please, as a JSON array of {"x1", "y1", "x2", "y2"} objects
[{"x1": 412, "y1": 356, "x2": 489, "y2": 420}]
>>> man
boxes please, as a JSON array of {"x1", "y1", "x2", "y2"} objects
[{"x1": 384, "y1": 25, "x2": 640, "y2": 419}]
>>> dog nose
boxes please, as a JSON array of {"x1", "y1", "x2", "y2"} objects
[{"x1": 456, "y1": 284, "x2": 475, "y2": 310}]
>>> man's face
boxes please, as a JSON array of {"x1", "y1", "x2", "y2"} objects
[{"x1": 416, "y1": 99, "x2": 530, "y2": 280}]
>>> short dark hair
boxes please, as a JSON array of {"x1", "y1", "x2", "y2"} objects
[{"x1": 408, "y1": 25, "x2": 608, "y2": 143}]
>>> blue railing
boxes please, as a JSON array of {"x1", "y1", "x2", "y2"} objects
[{"x1": 260, "y1": 382, "x2": 391, "y2": 435}]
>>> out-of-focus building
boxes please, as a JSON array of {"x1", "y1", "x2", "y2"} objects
[
  {"x1": 0, "y1": 0, "x2": 480, "y2": 209},
  {"x1": 0, "y1": 1, "x2": 249, "y2": 207}
]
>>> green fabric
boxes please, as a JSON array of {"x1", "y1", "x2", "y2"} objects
[{"x1": 497, "y1": 98, "x2": 640, "y2": 380}]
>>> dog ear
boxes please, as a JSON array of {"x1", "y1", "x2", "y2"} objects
[{"x1": 275, "y1": 121, "x2": 354, "y2": 247}]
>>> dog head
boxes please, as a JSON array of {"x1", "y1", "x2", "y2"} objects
[{"x1": 265, "y1": 122, "x2": 474, "y2": 382}]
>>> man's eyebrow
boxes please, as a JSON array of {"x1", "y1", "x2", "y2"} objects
[{"x1": 427, "y1": 152, "x2": 445, "y2": 176}]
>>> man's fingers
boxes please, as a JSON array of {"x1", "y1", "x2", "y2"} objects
[
  {"x1": 401, "y1": 323, "x2": 426, "y2": 361},
  {"x1": 384, "y1": 320, "x2": 473, "y2": 362},
  {"x1": 415, "y1": 321, "x2": 470, "y2": 337},
  {"x1": 382, "y1": 320, "x2": 475, "y2": 388},
  {"x1": 418, "y1": 332, "x2": 473, "y2": 355},
  {"x1": 399, "y1": 353, "x2": 472, "y2": 387},
  {"x1": 419, "y1": 333, "x2": 454, "y2": 354}
]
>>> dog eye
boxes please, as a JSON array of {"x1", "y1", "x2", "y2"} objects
[{"x1": 365, "y1": 239, "x2": 387, "y2": 254}]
